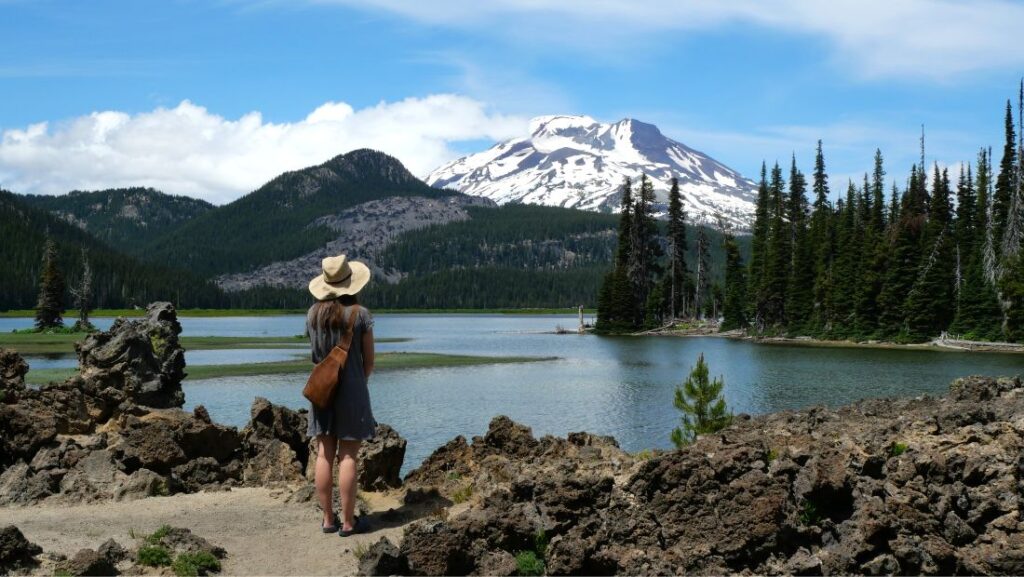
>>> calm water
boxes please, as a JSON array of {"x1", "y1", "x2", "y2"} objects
[{"x1": 8, "y1": 314, "x2": 1024, "y2": 474}]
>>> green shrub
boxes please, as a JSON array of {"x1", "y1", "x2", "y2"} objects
[
  {"x1": 534, "y1": 531, "x2": 549, "y2": 558},
  {"x1": 798, "y1": 500, "x2": 821, "y2": 525},
  {"x1": 634, "y1": 449, "x2": 654, "y2": 461},
  {"x1": 171, "y1": 551, "x2": 221, "y2": 577},
  {"x1": 145, "y1": 524, "x2": 172, "y2": 545},
  {"x1": 889, "y1": 442, "x2": 908, "y2": 457},
  {"x1": 515, "y1": 550, "x2": 545, "y2": 576},
  {"x1": 137, "y1": 545, "x2": 172, "y2": 567},
  {"x1": 766, "y1": 448, "x2": 778, "y2": 464},
  {"x1": 451, "y1": 483, "x2": 474, "y2": 504}
]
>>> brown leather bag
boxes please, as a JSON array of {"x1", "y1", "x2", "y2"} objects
[{"x1": 303, "y1": 304, "x2": 360, "y2": 411}]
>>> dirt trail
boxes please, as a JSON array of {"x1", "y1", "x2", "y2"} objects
[{"x1": 2, "y1": 488, "x2": 413, "y2": 576}]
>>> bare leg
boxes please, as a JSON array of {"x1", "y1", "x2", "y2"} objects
[
  {"x1": 315, "y1": 435, "x2": 338, "y2": 527},
  {"x1": 337, "y1": 440, "x2": 361, "y2": 531}
]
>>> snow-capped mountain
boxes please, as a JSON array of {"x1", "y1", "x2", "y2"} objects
[{"x1": 426, "y1": 115, "x2": 757, "y2": 230}]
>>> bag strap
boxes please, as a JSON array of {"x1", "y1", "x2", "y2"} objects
[{"x1": 336, "y1": 304, "x2": 361, "y2": 351}]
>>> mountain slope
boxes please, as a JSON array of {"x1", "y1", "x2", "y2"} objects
[
  {"x1": 138, "y1": 149, "x2": 456, "y2": 278},
  {"x1": 426, "y1": 115, "x2": 757, "y2": 230},
  {"x1": 0, "y1": 190, "x2": 226, "y2": 310},
  {"x1": 21, "y1": 187, "x2": 213, "y2": 251}
]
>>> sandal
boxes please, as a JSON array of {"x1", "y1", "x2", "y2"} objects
[
  {"x1": 322, "y1": 514, "x2": 340, "y2": 534},
  {"x1": 338, "y1": 516, "x2": 369, "y2": 537}
]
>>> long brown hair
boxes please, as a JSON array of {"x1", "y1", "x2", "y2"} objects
[{"x1": 309, "y1": 295, "x2": 359, "y2": 331}]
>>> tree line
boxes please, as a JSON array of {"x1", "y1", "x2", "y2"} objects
[
  {"x1": 728, "y1": 86, "x2": 1024, "y2": 343},
  {"x1": 595, "y1": 175, "x2": 726, "y2": 332}
]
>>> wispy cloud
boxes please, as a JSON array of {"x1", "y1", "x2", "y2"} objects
[
  {"x1": 0, "y1": 95, "x2": 528, "y2": 203},
  {"x1": 304, "y1": 0, "x2": 1024, "y2": 81}
]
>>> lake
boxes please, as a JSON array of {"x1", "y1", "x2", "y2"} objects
[{"x1": 7, "y1": 313, "x2": 1024, "y2": 474}]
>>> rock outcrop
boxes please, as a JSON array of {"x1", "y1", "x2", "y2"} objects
[
  {"x1": 0, "y1": 526, "x2": 42, "y2": 575},
  {"x1": 0, "y1": 304, "x2": 406, "y2": 507},
  {"x1": 391, "y1": 376, "x2": 1024, "y2": 575}
]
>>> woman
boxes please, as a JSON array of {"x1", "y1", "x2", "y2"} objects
[{"x1": 306, "y1": 254, "x2": 375, "y2": 536}]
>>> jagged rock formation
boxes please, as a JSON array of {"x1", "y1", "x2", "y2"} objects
[
  {"x1": 0, "y1": 303, "x2": 406, "y2": 506},
  {"x1": 215, "y1": 194, "x2": 494, "y2": 291},
  {"x1": 372, "y1": 376, "x2": 1024, "y2": 576},
  {"x1": 0, "y1": 526, "x2": 42, "y2": 575}
]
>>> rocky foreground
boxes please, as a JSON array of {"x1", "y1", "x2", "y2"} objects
[{"x1": 2, "y1": 303, "x2": 1024, "y2": 575}]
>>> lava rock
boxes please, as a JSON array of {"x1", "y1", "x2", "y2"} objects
[{"x1": 0, "y1": 525, "x2": 42, "y2": 574}]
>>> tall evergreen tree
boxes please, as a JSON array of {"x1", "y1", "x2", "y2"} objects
[
  {"x1": 809, "y1": 141, "x2": 834, "y2": 330},
  {"x1": 831, "y1": 183, "x2": 860, "y2": 332},
  {"x1": 993, "y1": 101, "x2": 1017, "y2": 258},
  {"x1": 748, "y1": 163, "x2": 770, "y2": 329},
  {"x1": 615, "y1": 176, "x2": 634, "y2": 268},
  {"x1": 904, "y1": 166, "x2": 956, "y2": 339},
  {"x1": 952, "y1": 152, "x2": 1003, "y2": 339},
  {"x1": 693, "y1": 222, "x2": 710, "y2": 320},
  {"x1": 34, "y1": 237, "x2": 65, "y2": 330},
  {"x1": 878, "y1": 168, "x2": 925, "y2": 338},
  {"x1": 721, "y1": 229, "x2": 748, "y2": 331},
  {"x1": 629, "y1": 175, "x2": 661, "y2": 327},
  {"x1": 666, "y1": 177, "x2": 688, "y2": 318},
  {"x1": 763, "y1": 162, "x2": 789, "y2": 327},
  {"x1": 785, "y1": 155, "x2": 813, "y2": 331}
]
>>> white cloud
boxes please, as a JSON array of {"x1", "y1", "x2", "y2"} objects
[
  {"x1": 307, "y1": 0, "x2": 1024, "y2": 80},
  {"x1": 0, "y1": 95, "x2": 528, "y2": 204}
]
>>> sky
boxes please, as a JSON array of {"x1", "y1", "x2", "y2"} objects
[{"x1": 1, "y1": 0, "x2": 1023, "y2": 204}]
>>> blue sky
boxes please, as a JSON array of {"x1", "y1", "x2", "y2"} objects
[{"x1": 1, "y1": 0, "x2": 1023, "y2": 203}]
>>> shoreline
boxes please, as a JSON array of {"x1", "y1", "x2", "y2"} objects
[
  {"x1": 0, "y1": 307, "x2": 593, "y2": 318},
  {"x1": 23, "y1": 352, "x2": 559, "y2": 385},
  {"x1": 637, "y1": 326, "x2": 1024, "y2": 354}
]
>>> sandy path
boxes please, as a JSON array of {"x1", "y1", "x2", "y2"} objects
[{"x1": 2, "y1": 488, "x2": 411, "y2": 576}]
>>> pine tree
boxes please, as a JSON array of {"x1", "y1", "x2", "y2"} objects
[
  {"x1": 721, "y1": 229, "x2": 748, "y2": 331},
  {"x1": 856, "y1": 151, "x2": 888, "y2": 333},
  {"x1": 748, "y1": 163, "x2": 770, "y2": 329},
  {"x1": 831, "y1": 184, "x2": 860, "y2": 333},
  {"x1": 670, "y1": 353, "x2": 732, "y2": 447},
  {"x1": 71, "y1": 248, "x2": 95, "y2": 332},
  {"x1": 993, "y1": 101, "x2": 1017, "y2": 258},
  {"x1": 785, "y1": 155, "x2": 813, "y2": 332},
  {"x1": 693, "y1": 221, "x2": 710, "y2": 319},
  {"x1": 666, "y1": 177, "x2": 688, "y2": 318},
  {"x1": 904, "y1": 166, "x2": 956, "y2": 339},
  {"x1": 878, "y1": 168, "x2": 925, "y2": 338},
  {"x1": 953, "y1": 152, "x2": 1003, "y2": 339},
  {"x1": 34, "y1": 238, "x2": 65, "y2": 330},
  {"x1": 809, "y1": 141, "x2": 834, "y2": 331},
  {"x1": 615, "y1": 177, "x2": 634, "y2": 268},
  {"x1": 629, "y1": 175, "x2": 661, "y2": 327},
  {"x1": 762, "y1": 162, "x2": 789, "y2": 328}
]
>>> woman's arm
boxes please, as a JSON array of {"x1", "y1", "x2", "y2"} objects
[{"x1": 362, "y1": 327, "x2": 375, "y2": 378}]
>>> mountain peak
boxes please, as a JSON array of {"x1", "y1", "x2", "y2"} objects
[
  {"x1": 427, "y1": 116, "x2": 757, "y2": 229},
  {"x1": 324, "y1": 148, "x2": 417, "y2": 186}
]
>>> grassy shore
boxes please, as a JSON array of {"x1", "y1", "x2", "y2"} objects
[
  {"x1": 0, "y1": 307, "x2": 591, "y2": 318},
  {"x1": 23, "y1": 352, "x2": 558, "y2": 385},
  {"x1": 0, "y1": 333, "x2": 409, "y2": 355}
]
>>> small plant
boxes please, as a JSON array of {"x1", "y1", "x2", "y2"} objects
[
  {"x1": 351, "y1": 541, "x2": 370, "y2": 560},
  {"x1": 53, "y1": 568, "x2": 73, "y2": 577},
  {"x1": 137, "y1": 545, "x2": 172, "y2": 567},
  {"x1": 515, "y1": 550, "x2": 545, "y2": 576},
  {"x1": 128, "y1": 527, "x2": 137, "y2": 539},
  {"x1": 798, "y1": 500, "x2": 821, "y2": 526},
  {"x1": 889, "y1": 442, "x2": 908, "y2": 457},
  {"x1": 534, "y1": 530, "x2": 549, "y2": 558},
  {"x1": 451, "y1": 483, "x2": 474, "y2": 504},
  {"x1": 671, "y1": 353, "x2": 733, "y2": 448},
  {"x1": 145, "y1": 524, "x2": 172, "y2": 545},
  {"x1": 634, "y1": 449, "x2": 654, "y2": 461},
  {"x1": 766, "y1": 448, "x2": 778, "y2": 464},
  {"x1": 445, "y1": 469, "x2": 462, "y2": 482},
  {"x1": 171, "y1": 551, "x2": 221, "y2": 577}
]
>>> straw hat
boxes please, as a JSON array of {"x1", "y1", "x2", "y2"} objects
[{"x1": 308, "y1": 255, "x2": 371, "y2": 300}]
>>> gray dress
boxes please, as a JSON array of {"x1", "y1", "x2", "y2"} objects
[{"x1": 306, "y1": 305, "x2": 377, "y2": 440}]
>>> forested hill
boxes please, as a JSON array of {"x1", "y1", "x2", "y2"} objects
[
  {"x1": 21, "y1": 187, "x2": 213, "y2": 250},
  {"x1": 136, "y1": 149, "x2": 457, "y2": 278},
  {"x1": 364, "y1": 203, "x2": 743, "y2": 309},
  {"x1": 0, "y1": 190, "x2": 226, "y2": 310}
]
